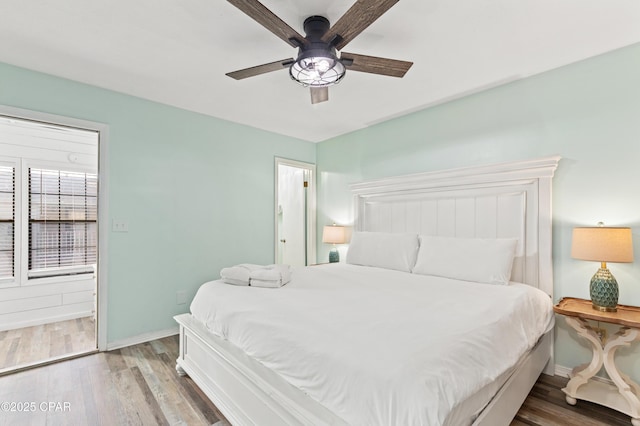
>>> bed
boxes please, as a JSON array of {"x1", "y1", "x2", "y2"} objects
[{"x1": 174, "y1": 156, "x2": 561, "y2": 425}]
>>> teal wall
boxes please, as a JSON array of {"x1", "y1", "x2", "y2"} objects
[
  {"x1": 0, "y1": 62, "x2": 315, "y2": 343},
  {"x1": 317, "y1": 43, "x2": 640, "y2": 381}
]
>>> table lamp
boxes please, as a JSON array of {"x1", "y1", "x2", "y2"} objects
[
  {"x1": 571, "y1": 224, "x2": 634, "y2": 312},
  {"x1": 322, "y1": 224, "x2": 346, "y2": 263}
]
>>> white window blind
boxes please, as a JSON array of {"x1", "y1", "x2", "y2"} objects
[
  {"x1": 0, "y1": 166, "x2": 15, "y2": 279},
  {"x1": 29, "y1": 168, "x2": 97, "y2": 278}
]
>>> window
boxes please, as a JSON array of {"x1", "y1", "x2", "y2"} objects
[
  {"x1": 28, "y1": 168, "x2": 97, "y2": 278},
  {"x1": 0, "y1": 166, "x2": 14, "y2": 280}
]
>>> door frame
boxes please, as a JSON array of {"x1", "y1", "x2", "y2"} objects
[
  {"x1": 0, "y1": 104, "x2": 109, "y2": 351},
  {"x1": 274, "y1": 157, "x2": 316, "y2": 266}
]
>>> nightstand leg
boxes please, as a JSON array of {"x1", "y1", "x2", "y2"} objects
[
  {"x1": 603, "y1": 328, "x2": 640, "y2": 422},
  {"x1": 562, "y1": 317, "x2": 605, "y2": 401}
]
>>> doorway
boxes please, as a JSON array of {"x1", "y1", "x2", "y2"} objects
[
  {"x1": 275, "y1": 158, "x2": 316, "y2": 267},
  {"x1": 0, "y1": 110, "x2": 104, "y2": 373}
]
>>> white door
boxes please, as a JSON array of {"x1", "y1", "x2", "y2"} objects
[{"x1": 275, "y1": 159, "x2": 316, "y2": 266}]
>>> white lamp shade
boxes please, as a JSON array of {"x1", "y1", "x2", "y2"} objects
[
  {"x1": 322, "y1": 225, "x2": 346, "y2": 244},
  {"x1": 571, "y1": 227, "x2": 634, "y2": 263}
]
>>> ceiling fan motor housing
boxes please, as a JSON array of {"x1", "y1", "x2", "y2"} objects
[
  {"x1": 303, "y1": 16, "x2": 330, "y2": 41},
  {"x1": 289, "y1": 15, "x2": 346, "y2": 87},
  {"x1": 297, "y1": 15, "x2": 339, "y2": 61}
]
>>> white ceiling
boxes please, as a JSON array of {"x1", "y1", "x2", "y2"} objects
[{"x1": 1, "y1": 0, "x2": 639, "y2": 142}]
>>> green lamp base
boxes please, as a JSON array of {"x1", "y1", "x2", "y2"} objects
[
  {"x1": 590, "y1": 267, "x2": 618, "y2": 312},
  {"x1": 329, "y1": 248, "x2": 339, "y2": 263}
]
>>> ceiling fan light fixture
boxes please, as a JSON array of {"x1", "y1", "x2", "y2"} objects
[{"x1": 289, "y1": 50, "x2": 346, "y2": 88}]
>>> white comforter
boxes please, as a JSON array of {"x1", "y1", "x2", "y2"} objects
[{"x1": 190, "y1": 264, "x2": 553, "y2": 426}]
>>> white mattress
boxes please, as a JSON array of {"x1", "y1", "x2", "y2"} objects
[{"x1": 190, "y1": 264, "x2": 554, "y2": 426}]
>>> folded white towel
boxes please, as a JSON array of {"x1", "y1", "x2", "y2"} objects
[
  {"x1": 220, "y1": 264, "x2": 264, "y2": 286},
  {"x1": 250, "y1": 279, "x2": 285, "y2": 288},
  {"x1": 222, "y1": 277, "x2": 250, "y2": 286},
  {"x1": 249, "y1": 264, "x2": 291, "y2": 288}
]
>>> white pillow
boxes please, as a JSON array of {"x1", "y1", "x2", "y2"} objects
[
  {"x1": 413, "y1": 235, "x2": 517, "y2": 285},
  {"x1": 346, "y1": 232, "x2": 419, "y2": 272}
]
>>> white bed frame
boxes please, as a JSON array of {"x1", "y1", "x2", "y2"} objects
[{"x1": 175, "y1": 156, "x2": 561, "y2": 425}]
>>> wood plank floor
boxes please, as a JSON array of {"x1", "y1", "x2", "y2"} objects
[
  {"x1": 0, "y1": 335, "x2": 228, "y2": 426},
  {"x1": 0, "y1": 334, "x2": 633, "y2": 425},
  {"x1": 512, "y1": 373, "x2": 632, "y2": 426},
  {"x1": 0, "y1": 316, "x2": 96, "y2": 372}
]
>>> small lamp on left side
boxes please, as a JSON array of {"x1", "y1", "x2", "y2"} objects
[{"x1": 322, "y1": 224, "x2": 346, "y2": 263}]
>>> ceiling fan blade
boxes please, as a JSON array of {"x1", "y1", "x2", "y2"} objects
[
  {"x1": 310, "y1": 87, "x2": 329, "y2": 104},
  {"x1": 341, "y1": 52, "x2": 412, "y2": 77},
  {"x1": 226, "y1": 58, "x2": 295, "y2": 80},
  {"x1": 322, "y1": 0, "x2": 399, "y2": 50},
  {"x1": 227, "y1": 0, "x2": 307, "y2": 47}
]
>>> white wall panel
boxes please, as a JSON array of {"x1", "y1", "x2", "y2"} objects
[
  {"x1": 419, "y1": 200, "x2": 438, "y2": 236},
  {"x1": 0, "y1": 278, "x2": 93, "y2": 299},
  {"x1": 404, "y1": 201, "x2": 421, "y2": 233},
  {"x1": 475, "y1": 196, "x2": 498, "y2": 238},
  {"x1": 455, "y1": 198, "x2": 476, "y2": 237},
  {"x1": 436, "y1": 199, "x2": 456, "y2": 236},
  {"x1": 0, "y1": 294, "x2": 61, "y2": 315},
  {"x1": 0, "y1": 277, "x2": 94, "y2": 330},
  {"x1": 390, "y1": 203, "x2": 406, "y2": 233},
  {"x1": 0, "y1": 117, "x2": 97, "y2": 169},
  {"x1": 365, "y1": 202, "x2": 392, "y2": 233},
  {"x1": 62, "y1": 290, "x2": 94, "y2": 305},
  {"x1": 0, "y1": 302, "x2": 94, "y2": 331},
  {"x1": 496, "y1": 193, "x2": 525, "y2": 240}
]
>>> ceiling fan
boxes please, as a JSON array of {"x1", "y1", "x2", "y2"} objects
[{"x1": 225, "y1": 0, "x2": 413, "y2": 104}]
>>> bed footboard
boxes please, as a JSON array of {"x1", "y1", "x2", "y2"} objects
[{"x1": 174, "y1": 313, "x2": 347, "y2": 426}]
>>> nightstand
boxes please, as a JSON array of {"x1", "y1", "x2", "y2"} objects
[{"x1": 554, "y1": 297, "x2": 640, "y2": 425}]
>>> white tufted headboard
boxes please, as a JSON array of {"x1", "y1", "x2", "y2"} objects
[{"x1": 349, "y1": 156, "x2": 560, "y2": 297}]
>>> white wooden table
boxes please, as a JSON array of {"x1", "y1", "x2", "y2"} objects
[{"x1": 554, "y1": 297, "x2": 640, "y2": 426}]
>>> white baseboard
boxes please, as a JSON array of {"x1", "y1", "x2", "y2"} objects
[
  {"x1": 554, "y1": 364, "x2": 613, "y2": 386},
  {"x1": 106, "y1": 326, "x2": 179, "y2": 351}
]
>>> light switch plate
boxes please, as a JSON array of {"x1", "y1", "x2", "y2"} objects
[{"x1": 112, "y1": 220, "x2": 129, "y2": 232}]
